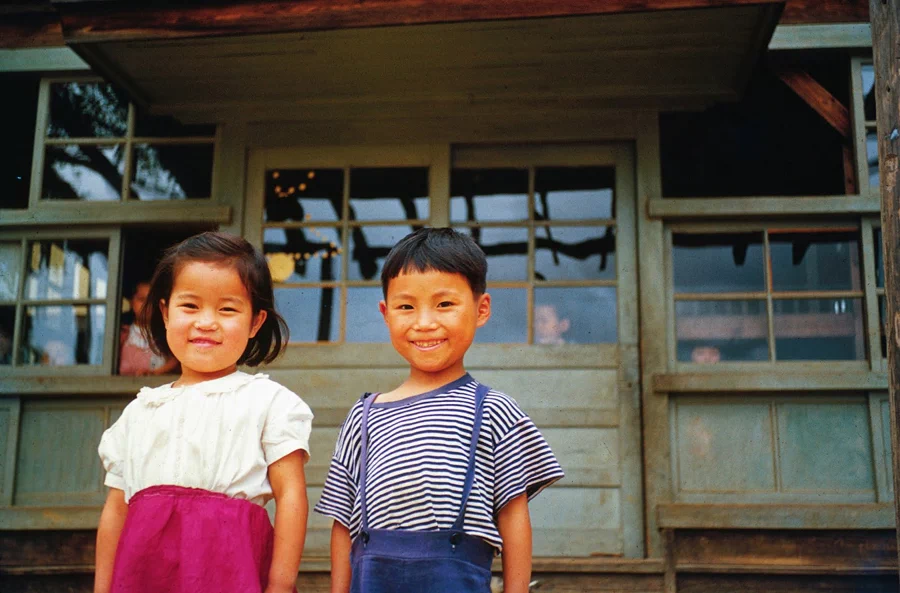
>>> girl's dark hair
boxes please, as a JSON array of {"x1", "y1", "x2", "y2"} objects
[
  {"x1": 381, "y1": 227, "x2": 487, "y2": 297},
  {"x1": 140, "y1": 231, "x2": 289, "y2": 367}
]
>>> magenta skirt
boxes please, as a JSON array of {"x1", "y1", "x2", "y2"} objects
[{"x1": 111, "y1": 485, "x2": 287, "y2": 593}]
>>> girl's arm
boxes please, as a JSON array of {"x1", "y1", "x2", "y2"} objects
[
  {"x1": 94, "y1": 488, "x2": 128, "y2": 593},
  {"x1": 266, "y1": 450, "x2": 309, "y2": 593},
  {"x1": 497, "y1": 493, "x2": 532, "y2": 593},
  {"x1": 329, "y1": 521, "x2": 352, "y2": 593}
]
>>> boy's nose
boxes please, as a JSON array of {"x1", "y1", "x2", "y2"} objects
[{"x1": 412, "y1": 310, "x2": 438, "y2": 329}]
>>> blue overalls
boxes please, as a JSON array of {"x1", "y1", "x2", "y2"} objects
[{"x1": 349, "y1": 383, "x2": 495, "y2": 593}]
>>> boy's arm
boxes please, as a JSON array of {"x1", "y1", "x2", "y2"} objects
[
  {"x1": 330, "y1": 521, "x2": 352, "y2": 593},
  {"x1": 94, "y1": 488, "x2": 128, "y2": 593},
  {"x1": 497, "y1": 493, "x2": 532, "y2": 593},
  {"x1": 266, "y1": 450, "x2": 309, "y2": 593}
]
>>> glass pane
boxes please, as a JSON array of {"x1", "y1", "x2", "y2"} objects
[
  {"x1": 275, "y1": 287, "x2": 338, "y2": 343},
  {"x1": 0, "y1": 242, "x2": 21, "y2": 301},
  {"x1": 868, "y1": 130, "x2": 879, "y2": 187},
  {"x1": 450, "y1": 169, "x2": 528, "y2": 223},
  {"x1": 673, "y1": 233, "x2": 765, "y2": 294},
  {"x1": 21, "y1": 304, "x2": 105, "y2": 366},
  {"x1": 770, "y1": 231, "x2": 860, "y2": 292},
  {"x1": 535, "y1": 287, "x2": 617, "y2": 344},
  {"x1": 476, "y1": 288, "x2": 526, "y2": 343},
  {"x1": 535, "y1": 167, "x2": 615, "y2": 220},
  {"x1": 264, "y1": 227, "x2": 342, "y2": 284},
  {"x1": 875, "y1": 228, "x2": 884, "y2": 288},
  {"x1": 48, "y1": 82, "x2": 128, "y2": 139},
  {"x1": 43, "y1": 144, "x2": 124, "y2": 201},
  {"x1": 773, "y1": 298, "x2": 865, "y2": 361},
  {"x1": 1, "y1": 75, "x2": 39, "y2": 208},
  {"x1": 454, "y1": 226, "x2": 528, "y2": 281},
  {"x1": 346, "y1": 287, "x2": 388, "y2": 343},
  {"x1": 26, "y1": 240, "x2": 108, "y2": 300},
  {"x1": 534, "y1": 226, "x2": 615, "y2": 281},
  {"x1": 0, "y1": 306, "x2": 13, "y2": 365},
  {"x1": 880, "y1": 296, "x2": 887, "y2": 359},
  {"x1": 129, "y1": 144, "x2": 213, "y2": 200},
  {"x1": 348, "y1": 226, "x2": 414, "y2": 282},
  {"x1": 675, "y1": 300, "x2": 769, "y2": 362},
  {"x1": 134, "y1": 109, "x2": 215, "y2": 138},
  {"x1": 862, "y1": 63, "x2": 876, "y2": 121},
  {"x1": 265, "y1": 168, "x2": 344, "y2": 223},
  {"x1": 349, "y1": 168, "x2": 429, "y2": 222}
]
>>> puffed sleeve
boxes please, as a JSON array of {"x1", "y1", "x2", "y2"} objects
[
  {"x1": 97, "y1": 404, "x2": 130, "y2": 490},
  {"x1": 262, "y1": 387, "x2": 314, "y2": 465},
  {"x1": 488, "y1": 393, "x2": 565, "y2": 512}
]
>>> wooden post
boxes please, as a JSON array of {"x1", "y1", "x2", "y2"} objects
[{"x1": 870, "y1": 0, "x2": 900, "y2": 575}]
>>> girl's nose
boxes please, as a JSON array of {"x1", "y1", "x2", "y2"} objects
[{"x1": 194, "y1": 311, "x2": 218, "y2": 329}]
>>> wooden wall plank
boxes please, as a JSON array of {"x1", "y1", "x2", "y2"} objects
[
  {"x1": 658, "y1": 503, "x2": 896, "y2": 529},
  {"x1": 0, "y1": 399, "x2": 21, "y2": 506},
  {"x1": 654, "y1": 371, "x2": 888, "y2": 393},
  {"x1": 781, "y1": 0, "x2": 869, "y2": 24}
]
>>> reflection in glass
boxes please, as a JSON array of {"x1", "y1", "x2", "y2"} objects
[
  {"x1": 868, "y1": 130, "x2": 879, "y2": 187},
  {"x1": 48, "y1": 82, "x2": 128, "y2": 139},
  {"x1": 349, "y1": 168, "x2": 429, "y2": 222},
  {"x1": 134, "y1": 109, "x2": 215, "y2": 138},
  {"x1": 43, "y1": 144, "x2": 124, "y2": 200},
  {"x1": 265, "y1": 168, "x2": 344, "y2": 222},
  {"x1": 346, "y1": 288, "x2": 388, "y2": 343},
  {"x1": 773, "y1": 298, "x2": 865, "y2": 360},
  {"x1": 535, "y1": 287, "x2": 617, "y2": 344},
  {"x1": 673, "y1": 233, "x2": 764, "y2": 294},
  {"x1": 21, "y1": 305, "x2": 105, "y2": 366},
  {"x1": 862, "y1": 63, "x2": 875, "y2": 121},
  {"x1": 26, "y1": 240, "x2": 108, "y2": 300},
  {"x1": 875, "y1": 228, "x2": 884, "y2": 288},
  {"x1": 130, "y1": 144, "x2": 213, "y2": 200},
  {"x1": 535, "y1": 167, "x2": 615, "y2": 220},
  {"x1": 0, "y1": 306, "x2": 13, "y2": 365},
  {"x1": 264, "y1": 227, "x2": 342, "y2": 284},
  {"x1": 348, "y1": 226, "x2": 414, "y2": 281},
  {"x1": 534, "y1": 226, "x2": 615, "y2": 281},
  {"x1": 675, "y1": 300, "x2": 769, "y2": 362},
  {"x1": 450, "y1": 169, "x2": 528, "y2": 223},
  {"x1": 476, "y1": 289, "x2": 526, "y2": 343},
  {"x1": 454, "y1": 226, "x2": 528, "y2": 281},
  {"x1": 880, "y1": 296, "x2": 887, "y2": 358},
  {"x1": 275, "y1": 287, "x2": 338, "y2": 343},
  {"x1": 769, "y1": 231, "x2": 859, "y2": 292},
  {"x1": 0, "y1": 242, "x2": 21, "y2": 300}
]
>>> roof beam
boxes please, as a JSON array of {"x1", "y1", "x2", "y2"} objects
[
  {"x1": 774, "y1": 66, "x2": 851, "y2": 138},
  {"x1": 53, "y1": 0, "x2": 783, "y2": 44}
]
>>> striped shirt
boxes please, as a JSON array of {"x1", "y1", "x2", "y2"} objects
[{"x1": 314, "y1": 374, "x2": 563, "y2": 551}]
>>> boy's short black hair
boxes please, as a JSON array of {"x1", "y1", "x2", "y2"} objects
[{"x1": 381, "y1": 227, "x2": 487, "y2": 297}]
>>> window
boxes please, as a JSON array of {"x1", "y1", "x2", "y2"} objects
[
  {"x1": 37, "y1": 79, "x2": 215, "y2": 203},
  {"x1": 671, "y1": 226, "x2": 867, "y2": 364},
  {"x1": 851, "y1": 59, "x2": 880, "y2": 194}
]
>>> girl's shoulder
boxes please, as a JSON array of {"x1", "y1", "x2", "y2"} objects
[{"x1": 134, "y1": 371, "x2": 284, "y2": 408}]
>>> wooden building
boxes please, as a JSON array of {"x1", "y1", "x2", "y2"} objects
[{"x1": 0, "y1": 1, "x2": 894, "y2": 591}]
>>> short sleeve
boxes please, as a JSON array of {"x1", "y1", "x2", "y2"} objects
[
  {"x1": 313, "y1": 402, "x2": 363, "y2": 529},
  {"x1": 262, "y1": 387, "x2": 314, "y2": 465},
  {"x1": 490, "y1": 396, "x2": 565, "y2": 512},
  {"x1": 98, "y1": 406, "x2": 129, "y2": 490}
]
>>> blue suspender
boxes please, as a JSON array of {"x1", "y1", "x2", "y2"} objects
[{"x1": 358, "y1": 383, "x2": 490, "y2": 542}]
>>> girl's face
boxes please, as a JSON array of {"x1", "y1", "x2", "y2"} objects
[{"x1": 161, "y1": 260, "x2": 266, "y2": 386}]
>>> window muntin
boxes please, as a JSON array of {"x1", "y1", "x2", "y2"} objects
[
  {"x1": 263, "y1": 166, "x2": 428, "y2": 343},
  {"x1": 874, "y1": 227, "x2": 886, "y2": 359},
  {"x1": 453, "y1": 165, "x2": 618, "y2": 345},
  {"x1": 672, "y1": 228, "x2": 867, "y2": 364},
  {"x1": 39, "y1": 80, "x2": 216, "y2": 203}
]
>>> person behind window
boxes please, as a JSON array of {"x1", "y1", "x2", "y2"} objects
[
  {"x1": 690, "y1": 345, "x2": 722, "y2": 364},
  {"x1": 316, "y1": 227, "x2": 564, "y2": 593},
  {"x1": 534, "y1": 303, "x2": 571, "y2": 345},
  {"x1": 119, "y1": 281, "x2": 180, "y2": 376},
  {"x1": 0, "y1": 324, "x2": 11, "y2": 365},
  {"x1": 95, "y1": 232, "x2": 312, "y2": 593}
]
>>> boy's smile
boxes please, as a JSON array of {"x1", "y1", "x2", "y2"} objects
[{"x1": 380, "y1": 269, "x2": 490, "y2": 390}]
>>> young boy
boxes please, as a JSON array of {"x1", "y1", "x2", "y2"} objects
[{"x1": 315, "y1": 227, "x2": 563, "y2": 593}]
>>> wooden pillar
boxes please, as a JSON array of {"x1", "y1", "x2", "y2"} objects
[{"x1": 870, "y1": 0, "x2": 900, "y2": 574}]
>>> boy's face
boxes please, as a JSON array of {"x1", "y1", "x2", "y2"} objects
[{"x1": 380, "y1": 270, "x2": 490, "y2": 384}]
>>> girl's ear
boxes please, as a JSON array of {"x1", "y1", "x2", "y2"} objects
[
  {"x1": 159, "y1": 300, "x2": 169, "y2": 328},
  {"x1": 249, "y1": 310, "x2": 268, "y2": 339},
  {"x1": 475, "y1": 292, "x2": 491, "y2": 328}
]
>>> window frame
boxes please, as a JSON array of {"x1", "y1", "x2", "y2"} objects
[{"x1": 850, "y1": 56, "x2": 878, "y2": 200}]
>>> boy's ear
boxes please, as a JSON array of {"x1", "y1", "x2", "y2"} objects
[
  {"x1": 475, "y1": 292, "x2": 491, "y2": 328},
  {"x1": 249, "y1": 310, "x2": 268, "y2": 339},
  {"x1": 159, "y1": 300, "x2": 168, "y2": 328},
  {"x1": 379, "y1": 300, "x2": 388, "y2": 322}
]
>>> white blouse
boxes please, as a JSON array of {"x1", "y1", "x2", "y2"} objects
[{"x1": 98, "y1": 371, "x2": 313, "y2": 506}]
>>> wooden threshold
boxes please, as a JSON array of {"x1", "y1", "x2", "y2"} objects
[
  {"x1": 658, "y1": 503, "x2": 896, "y2": 530},
  {"x1": 675, "y1": 563, "x2": 898, "y2": 575}
]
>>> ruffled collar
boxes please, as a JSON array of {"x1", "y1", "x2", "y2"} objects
[{"x1": 136, "y1": 371, "x2": 268, "y2": 407}]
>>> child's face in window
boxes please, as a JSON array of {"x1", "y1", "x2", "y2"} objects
[
  {"x1": 130, "y1": 282, "x2": 151, "y2": 317},
  {"x1": 380, "y1": 270, "x2": 490, "y2": 385}
]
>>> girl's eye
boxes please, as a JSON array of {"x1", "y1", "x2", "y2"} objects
[
  {"x1": 179, "y1": 303, "x2": 198, "y2": 310},
  {"x1": 221, "y1": 307, "x2": 238, "y2": 313}
]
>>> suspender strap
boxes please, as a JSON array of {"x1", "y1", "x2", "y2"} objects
[
  {"x1": 452, "y1": 383, "x2": 489, "y2": 531},
  {"x1": 358, "y1": 392, "x2": 376, "y2": 534}
]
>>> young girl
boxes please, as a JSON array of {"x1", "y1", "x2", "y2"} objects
[{"x1": 95, "y1": 232, "x2": 312, "y2": 593}]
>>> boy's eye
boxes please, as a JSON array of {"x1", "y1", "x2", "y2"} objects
[
  {"x1": 438, "y1": 301, "x2": 454, "y2": 308},
  {"x1": 397, "y1": 304, "x2": 414, "y2": 310}
]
